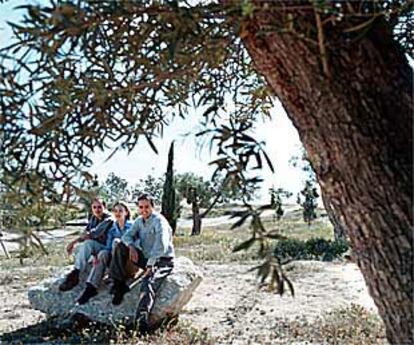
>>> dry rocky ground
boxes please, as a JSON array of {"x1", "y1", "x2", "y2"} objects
[
  {"x1": 0, "y1": 260, "x2": 386, "y2": 344},
  {"x1": 0, "y1": 211, "x2": 387, "y2": 344}
]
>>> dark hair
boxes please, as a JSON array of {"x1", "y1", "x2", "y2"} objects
[
  {"x1": 137, "y1": 193, "x2": 155, "y2": 207},
  {"x1": 92, "y1": 197, "x2": 106, "y2": 208},
  {"x1": 112, "y1": 201, "x2": 131, "y2": 220}
]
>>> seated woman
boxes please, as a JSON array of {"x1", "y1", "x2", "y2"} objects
[{"x1": 76, "y1": 201, "x2": 132, "y2": 305}]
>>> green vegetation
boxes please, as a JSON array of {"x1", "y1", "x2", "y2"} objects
[
  {"x1": 273, "y1": 238, "x2": 349, "y2": 262},
  {"x1": 99, "y1": 173, "x2": 130, "y2": 206},
  {"x1": 297, "y1": 180, "x2": 319, "y2": 226},
  {"x1": 161, "y1": 142, "x2": 178, "y2": 234},
  {"x1": 0, "y1": 209, "x2": 334, "y2": 271},
  {"x1": 269, "y1": 187, "x2": 292, "y2": 221}
]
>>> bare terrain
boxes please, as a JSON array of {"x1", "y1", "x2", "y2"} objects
[{"x1": 0, "y1": 210, "x2": 386, "y2": 344}]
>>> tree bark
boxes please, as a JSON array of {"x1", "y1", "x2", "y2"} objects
[
  {"x1": 191, "y1": 192, "x2": 222, "y2": 236},
  {"x1": 191, "y1": 201, "x2": 202, "y2": 236},
  {"x1": 240, "y1": 3, "x2": 413, "y2": 344},
  {"x1": 321, "y1": 191, "x2": 347, "y2": 241}
]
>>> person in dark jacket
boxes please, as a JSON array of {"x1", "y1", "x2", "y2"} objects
[{"x1": 59, "y1": 198, "x2": 111, "y2": 291}]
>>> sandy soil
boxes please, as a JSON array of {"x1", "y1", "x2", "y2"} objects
[
  {"x1": 181, "y1": 261, "x2": 377, "y2": 344},
  {"x1": 0, "y1": 260, "x2": 379, "y2": 344}
]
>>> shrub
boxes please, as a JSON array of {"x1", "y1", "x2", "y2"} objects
[
  {"x1": 272, "y1": 239, "x2": 310, "y2": 261},
  {"x1": 274, "y1": 237, "x2": 349, "y2": 261}
]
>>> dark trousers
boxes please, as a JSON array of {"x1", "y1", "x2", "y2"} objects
[
  {"x1": 109, "y1": 241, "x2": 147, "y2": 281},
  {"x1": 109, "y1": 242, "x2": 173, "y2": 327}
]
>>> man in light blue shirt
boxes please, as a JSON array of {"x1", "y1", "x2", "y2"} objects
[{"x1": 109, "y1": 193, "x2": 175, "y2": 332}]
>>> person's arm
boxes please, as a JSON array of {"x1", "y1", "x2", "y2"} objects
[
  {"x1": 66, "y1": 217, "x2": 95, "y2": 255},
  {"x1": 146, "y1": 218, "x2": 171, "y2": 267},
  {"x1": 66, "y1": 233, "x2": 90, "y2": 255},
  {"x1": 105, "y1": 225, "x2": 116, "y2": 251},
  {"x1": 121, "y1": 219, "x2": 139, "y2": 246}
]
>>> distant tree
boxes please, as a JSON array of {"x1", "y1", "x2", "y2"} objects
[
  {"x1": 291, "y1": 150, "x2": 347, "y2": 239},
  {"x1": 130, "y1": 175, "x2": 164, "y2": 204},
  {"x1": 175, "y1": 173, "x2": 214, "y2": 208},
  {"x1": 186, "y1": 186, "x2": 202, "y2": 236},
  {"x1": 297, "y1": 180, "x2": 319, "y2": 226},
  {"x1": 269, "y1": 187, "x2": 292, "y2": 221},
  {"x1": 99, "y1": 172, "x2": 129, "y2": 206},
  {"x1": 214, "y1": 172, "x2": 259, "y2": 204},
  {"x1": 175, "y1": 171, "x2": 259, "y2": 235},
  {"x1": 161, "y1": 142, "x2": 178, "y2": 234},
  {"x1": 175, "y1": 173, "x2": 214, "y2": 235}
]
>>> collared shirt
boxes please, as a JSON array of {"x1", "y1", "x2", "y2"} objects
[
  {"x1": 105, "y1": 220, "x2": 133, "y2": 251},
  {"x1": 122, "y1": 212, "x2": 175, "y2": 266}
]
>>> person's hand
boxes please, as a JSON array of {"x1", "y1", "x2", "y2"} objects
[
  {"x1": 144, "y1": 266, "x2": 153, "y2": 277},
  {"x1": 92, "y1": 255, "x2": 99, "y2": 266},
  {"x1": 128, "y1": 245, "x2": 139, "y2": 263},
  {"x1": 66, "y1": 241, "x2": 76, "y2": 256}
]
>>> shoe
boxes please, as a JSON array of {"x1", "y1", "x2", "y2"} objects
[
  {"x1": 59, "y1": 269, "x2": 80, "y2": 291},
  {"x1": 112, "y1": 282, "x2": 129, "y2": 306},
  {"x1": 138, "y1": 320, "x2": 151, "y2": 335},
  {"x1": 136, "y1": 314, "x2": 151, "y2": 335},
  {"x1": 77, "y1": 283, "x2": 98, "y2": 305}
]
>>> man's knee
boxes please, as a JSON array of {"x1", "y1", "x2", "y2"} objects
[
  {"x1": 75, "y1": 241, "x2": 88, "y2": 256},
  {"x1": 78, "y1": 239, "x2": 95, "y2": 252},
  {"x1": 113, "y1": 241, "x2": 128, "y2": 255},
  {"x1": 112, "y1": 238, "x2": 122, "y2": 251},
  {"x1": 97, "y1": 250, "x2": 110, "y2": 264}
]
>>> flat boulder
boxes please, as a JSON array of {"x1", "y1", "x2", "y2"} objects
[{"x1": 28, "y1": 257, "x2": 202, "y2": 327}]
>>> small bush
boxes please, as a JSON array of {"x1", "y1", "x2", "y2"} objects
[
  {"x1": 272, "y1": 238, "x2": 310, "y2": 260},
  {"x1": 274, "y1": 237, "x2": 349, "y2": 261}
]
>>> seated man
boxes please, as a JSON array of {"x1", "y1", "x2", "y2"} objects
[
  {"x1": 59, "y1": 197, "x2": 112, "y2": 291},
  {"x1": 109, "y1": 193, "x2": 175, "y2": 332}
]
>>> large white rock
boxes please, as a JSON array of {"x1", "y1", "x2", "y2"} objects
[{"x1": 28, "y1": 257, "x2": 202, "y2": 327}]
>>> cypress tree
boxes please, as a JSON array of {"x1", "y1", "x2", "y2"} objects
[{"x1": 161, "y1": 141, "x2": 177, "y2": 234}]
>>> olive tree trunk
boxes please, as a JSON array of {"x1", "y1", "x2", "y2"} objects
[
  {"x1": 240, "y1": 4, "x2": 413, "y2": 344},
  {"x1": 321, "y1": 191, "x2": 347, "y2": 241},
  {"x1": 191, "y1": 201, "x2": 202, "y2": 236}
]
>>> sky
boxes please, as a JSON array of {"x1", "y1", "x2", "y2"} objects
[
  {"x1": 0, "y1": 1, "x2": 308, "y2": 203},
  {"x1": 91, "y1": 100, "x2": 306, "y2": 202}
]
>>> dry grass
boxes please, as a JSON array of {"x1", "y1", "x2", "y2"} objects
[
  {"x1": 272, "y1": 304, "x2": 386, "y2": 345},
  {"x1": 0, "y1": 208, "x2": 386, "y2": 345},
  {"x1": 1, "y1": 317, "x2": 214, "y2": 344}
]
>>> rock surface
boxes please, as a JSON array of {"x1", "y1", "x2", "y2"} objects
[{"x1": 28, "y1": 257, "x2": 202, "y2": 326}]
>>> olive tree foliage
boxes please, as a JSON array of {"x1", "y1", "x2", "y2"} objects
[
  {"x1": 99, "y1": 172, "x2": 130, "y2": 205},
  {"x1": 175, "y1": 171, "x2": 258, "y2": 208},
  {"x1": 131, "y1": 175, "x2": 164, "y2": 204},
  {"x1": 0, "y1": 0, "x2": 412, "y2": 292}
]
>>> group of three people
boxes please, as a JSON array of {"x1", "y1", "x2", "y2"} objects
[{"x1": 58, "y1": 193, "x2": 175, "y2": 332}]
